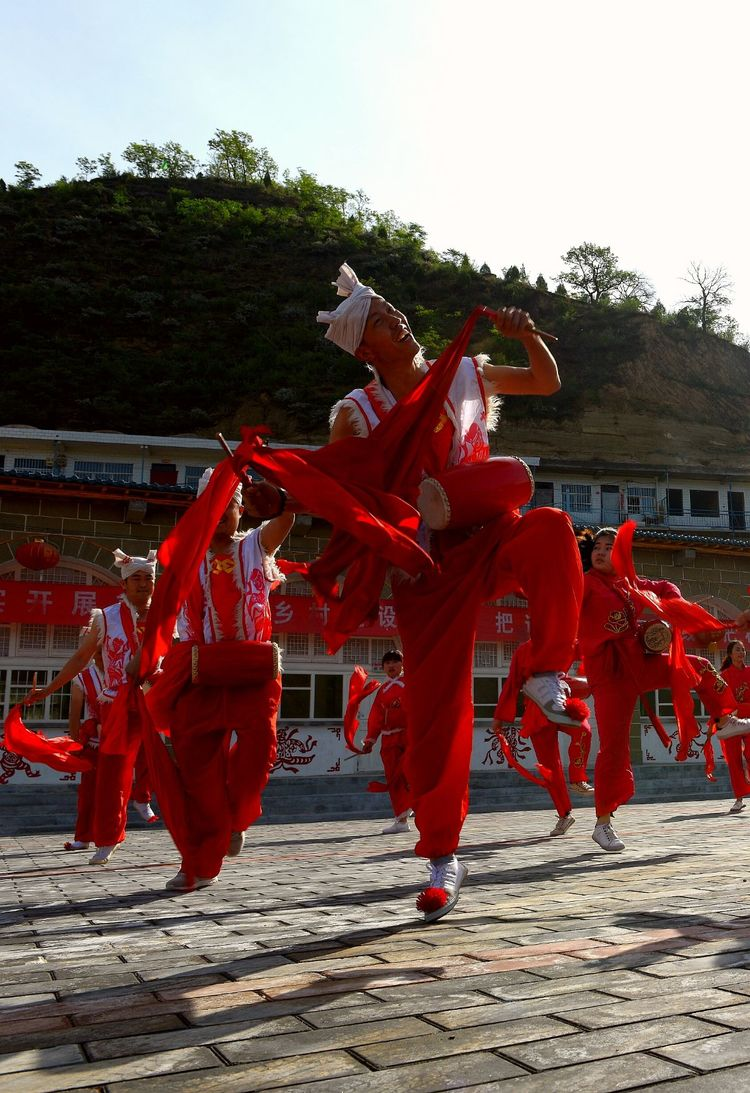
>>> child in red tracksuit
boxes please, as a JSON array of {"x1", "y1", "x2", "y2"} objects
[
  {"x1": 362, "y1": 650, "x2": 411, "y2": 834},
  {"x1": 493, "y1": 640, "x2": 592, "y2": 837},
  {"x1": 579, "y1": 527, "x2": 749, "y2": 854},
  {"x1": 719, "y1": 641, "x2": 750, "y2": 814}
]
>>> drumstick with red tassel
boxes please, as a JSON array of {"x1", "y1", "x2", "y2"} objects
[
  {"x1": 216, "y1": 433, "x2": 292, "y2": 519},
  {"x1": 480, "y1": 306, "x2": 558, "y2": 343}
]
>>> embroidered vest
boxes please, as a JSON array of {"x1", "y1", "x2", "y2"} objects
[
  {"x1": 178, "y1": 530, "x2": 273, "y2": 645},
  {"x1": 100, "y1": 601, "x2": 142, "y2": 700},
  {"x1": 341, "y1": 357, "x2": 490, "y2": 469}
]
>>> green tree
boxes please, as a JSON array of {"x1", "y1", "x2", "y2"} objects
[
  {"x1": 122, "y1": 141, "x2": 162, "y2": 178},
  {"x1": 207, "y1": 129, "x2": 277, "y2": 184},
  {"x1": 14, "y1": 161, "x2": 41, "y2": 189},
  {"x1": 159, "y1": 141, "x2": 198, "y2": 179},
  {"x1": 75, "y1": 157, "x2": 98, "y2": 180},
  {"x1": 680, "y1": 261, "x2": 734, "y2": 334},
  {"x1": 535, "y1": 274, "x2": 548, "y2": 292},
  {"x1": 97, "y1": 153, "x2": 117, "y2": 178},
  {"x1": 558, "y1": 242, "x2": 653, "y2": 307}
]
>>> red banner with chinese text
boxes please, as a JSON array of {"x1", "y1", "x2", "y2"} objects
[
  {"x1": 0, "y1": 582, "x2": 120, "y2": 626},
  {"x1": 0, "y1": 580, "x2": 533, "y2": 642},
  {"x1": 269, "y1": 593, "x2": 531, "y2": 642}
]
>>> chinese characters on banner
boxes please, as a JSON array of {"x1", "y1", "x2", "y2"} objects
[
  {"x1": 0, "y1": 581, "x2": 533, "y2": 642},
  {"x1": 268, "y1": 594, "x2": 532, "y2": 642},
  {"x1": 0, "y1": 583, "x2": 120, "y2": 626}
]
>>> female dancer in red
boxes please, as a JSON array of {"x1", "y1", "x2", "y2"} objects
[
  {"x1": 719, "y1": 641, "x2": 750, "y2": 814},
  {"x1": 579, "y1": 526, "x2": 749, "y2": 853}
]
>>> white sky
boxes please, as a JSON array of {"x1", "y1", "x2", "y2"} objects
[{"x1": 3, "y1": 0, "x2": 749, "y2": 333}]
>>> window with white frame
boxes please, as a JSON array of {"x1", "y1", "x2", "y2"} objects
[
  {"x1": 473, "y1": 676, "x2": 500, "y2": 718},
  {"x1": 51, "y1": 626, "x2": 82, "y2": 653},
  {"x1": 13, "y1": 457, "x2": 48, "y2": 471},
  {"x1": 627, "y1": 486, "x2": 657, "y2": 516},
  {"x1": 184, "y1": 465, "x2": 206, "y2": 489},
  {"x1": 474, "y1": 642, "x2": 499, "y2": 668},
  {"x1": 501, "y1": 640, "x2": 520, "y2": 665},
  {"x1": 73, "y1": 460, "x2": 134, "y2": 482},
  {"x1": 18, "y1": 565, "x2": 110, "y2": 586},
  {"x1": 0, "y1": 627, "x2": 10, "y2": 657},
  {"x1": 371, "y1": 638, "x2": 400, "y2": 666},
  {"x1": 342, "y1": 638, "x2": 370, "y2": 664},
  {"x1": 641, "y1": 689, "x2": 705, "y2": 720},
  {"x1": 561, "y1": 484, "x2": 592, "y2": 514},
  {"x1": 279, "y1": 673, "x2": 344, "y2": 719},
  {"x1": 284, "y1": 633, "x2": 310, "y2": 658},
  {"x1": 18, "y1": 625, "x2": 48, "y2": 651}
]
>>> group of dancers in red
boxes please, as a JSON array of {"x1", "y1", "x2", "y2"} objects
[{"x1": 6, "y1": 261, "x2": 750, "y2": 924}]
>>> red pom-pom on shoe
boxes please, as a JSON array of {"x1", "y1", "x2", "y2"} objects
[
  {"x1": 147, "y1": 814, "x2": 160, "y2": 824},
  {"x1": 416, "y1": 887, "x2": 448, "y2": 914},
  {"x1": 564, "y1": 697, "x2": 590, "y2": 722}
]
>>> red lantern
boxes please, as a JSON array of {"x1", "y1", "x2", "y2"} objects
[{"x1": 15, "y1": 539, "x2": 61, "y2": 571}]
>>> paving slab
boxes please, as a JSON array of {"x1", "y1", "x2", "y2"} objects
[{"x1": 4, "y1": 799, "x2": 750, "y2": 1090}]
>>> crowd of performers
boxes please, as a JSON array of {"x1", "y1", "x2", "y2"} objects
[{"x1": 5, "y1": 261, "x2": 750, "y2": 925}]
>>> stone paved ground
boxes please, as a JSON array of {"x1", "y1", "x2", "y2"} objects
[{"x1": 3, "y1": 799, "x2": 750, "y2": 1091}]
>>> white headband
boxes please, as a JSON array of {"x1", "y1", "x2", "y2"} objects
[
  {"x1": 316, "y1": 263, "x2": 379, "y2": 356},
  {"x1": 196, "y1": 467, "x2": 242, "y2": 505},
  {"x1": 113, "y1": 548, "x2": 157, "y2": 580}
]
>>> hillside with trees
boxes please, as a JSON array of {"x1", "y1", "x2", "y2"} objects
[{"x1": 2, "y1": 131, "x2": 750, "y2": 470}]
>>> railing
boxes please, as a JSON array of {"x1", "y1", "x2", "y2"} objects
[{"x1": 523, "y1": 497, "x2": 748, "y2": 534}]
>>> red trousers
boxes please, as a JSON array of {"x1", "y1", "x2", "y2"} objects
[
  {"x1": 73, "y1": 746, "x2": 99, "y2": 843},
  {"x1": 593, "y1": 653, "x2": 735, "y2": 817},
  {"x1": 529, "y1": 723, "x2": 591, "y2": 817},
  {"x1": 720, "y1": 736, "x2": 750, "y2": 798},
  {"x1": 170, "y1": 678, "x2": 280, "y2": 879},
  {"x1": 93, "y1": 704, "x2": 146, "y2": 847},
  {"x1": 567, "y1": 725, "x2": 591, "y2": 784},
  {"x1": 529, "y1": 727, "x2": 572, "y2": 817},
  {"x1": 131, "y1": 744, "x2": 152, "y2": 804},
  {"x1": 380, "y1": 732, "x2": 410, "y2": 817},
  {"x1": 395, "y1": 507, "x2": 582, "y2": 859}
]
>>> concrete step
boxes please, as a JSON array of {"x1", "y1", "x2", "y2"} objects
[{"x1": 0, "y1": 763, "x2": 737, "y2": 833}]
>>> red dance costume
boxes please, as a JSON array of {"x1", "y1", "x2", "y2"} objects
[
  {"x1": 719, "y1": 663, "x2": 750, "y2": 797},
  {"x1": 93, "y1": 600, "x2": 153, "y2": 846},
  {"x1": 364, "y1": 676, "x2": 410, "y2": 818},
  {"x1": 580, "y1": 569, "x2": 736, "y2": 817},
  {"x1": 69, "y1": 665, "x2": 103, "y2": 844},
  {"x1": 339, "y1": 359, "x2": 583, "y2": 858},
  {"x1": 170, "y1": 530, "x2": 281, "y2": 879},
  {"x1": 495, "y1": 642, "x2": 591, "y2": 818}
]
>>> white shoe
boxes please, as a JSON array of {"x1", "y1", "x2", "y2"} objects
[
  {"x1": 569, "y1": 781, "x2": 595, "y2": 796},
  {"x1": 715, "y1": 715, "x2": 750, "y2": 740},
  {"x1": 166, "y1": 871, "x2": 191, "y2": 891},
  {"x1": 592, "y1": 823, "x2": 625, "y2": 853},
  {"x1": 550, "y1": 814, "x2": 575, "y2": 837},
  {"x1": 133, "y1": 801, "x2": 158, "y2": 822},
  {"x1": 381, "y1": 819, "x2": 410, "y2": 834},
  {"x1": 64, "y1": 840, "x2": 90, "y2": 851},
  {"x1": 729, "y1": 799, "x2": 746, "y2": 815},
  {"x1": 522, "y1": 673, "x2": 579, "y2": 726},
  {"x1": 165, "y1": 872, "x2": 218, "y2": 891},
  {"x1": 89, "y1": 844, "x2": 118, "y2": 865},
  {"x1": 417, "y1": 856, "x2": 468, "y2": 923},
  {"x1": 227, "y1": 831, "x2": 246, "y2": 857}
]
